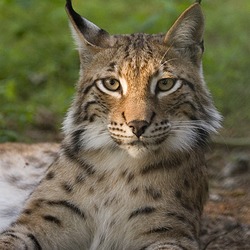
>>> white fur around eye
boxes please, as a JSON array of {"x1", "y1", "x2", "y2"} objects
[
  {"x1": 157, "y1": 79, "x2": 182, "y2": 97},
  {"x1": 119, "y1": 77, "x2": 128, "y2": 95},
  {"x1": 150, "y1": 77, "x2": 182, "y2": 97},
  {"x1": 96, "y1": 79, "x2": 121, "y2": 98}
]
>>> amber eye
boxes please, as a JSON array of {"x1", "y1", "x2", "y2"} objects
[
  {"x1": 157, "y1": 78, "x2": 177, "y2": 92},
  {"x1": 102, "y1": 78, "x2": 120, "y2": 91}
]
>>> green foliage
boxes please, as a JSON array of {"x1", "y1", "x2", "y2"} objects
[
  {"x1": 0, "y1": 0, "x2": 249, "y2": 142},
  {"x1": 203, "y1": 0, "x2": 250, "y2": 137}
]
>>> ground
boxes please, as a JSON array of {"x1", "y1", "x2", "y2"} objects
[{"x1": 201, "y1": 144, "x2": 250, "y2": 249}]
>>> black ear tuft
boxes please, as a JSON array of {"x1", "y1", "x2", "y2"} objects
[
  {"x1": 65, "y1": 0, "x2": 86, "y2": 35},
  {"x1": 65, "y1": 0, "x2": 117, "y2": 67},
  {"x1": 65, "y1": 0, "x2": 73, "y2": 12}
]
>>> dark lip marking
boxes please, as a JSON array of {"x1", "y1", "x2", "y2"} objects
[
  {"x1": 127, "y1": 140, "x2": 146, "y2": 147},
  {"x1": 109, "y1": 132, "x2": 132, "y2": 138}
]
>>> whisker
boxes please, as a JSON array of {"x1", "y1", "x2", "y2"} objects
[{"x1": 159, "y1": 43, "x2": 175, "y2": 65}]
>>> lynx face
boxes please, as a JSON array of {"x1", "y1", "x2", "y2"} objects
[{"x1": 63, "y1": 2, "x2": 221, "y2": 159}]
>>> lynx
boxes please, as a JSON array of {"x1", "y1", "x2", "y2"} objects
[{"x1": 0, "y1": 0, "x2": 221, "y2": 249}]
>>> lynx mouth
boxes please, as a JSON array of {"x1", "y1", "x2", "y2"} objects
[
  {"x1": 127, "y1": 139, "x2": 146, "y2": 146},
  {"x1": 120, "y1": 136, "x2": 168, "y2": 151},
  {"x1": 111, "y1": 133, "x2": 169, "y2": 147}
]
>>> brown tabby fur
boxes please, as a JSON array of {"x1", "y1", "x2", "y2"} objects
[{"x1": 0, "y1": 1, "x2": 221, "y2": 249}]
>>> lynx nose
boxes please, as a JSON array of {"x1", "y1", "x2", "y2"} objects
[{"x1": 128, "y1": 120, "x2": 149, "y2": 138}]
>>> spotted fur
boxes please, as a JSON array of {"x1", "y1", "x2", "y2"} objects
[
  {"x1": 0, "y1": 1, "x2": 221, "y2": 249},
  {"x1": 0, "y1": 143, "x2": 59, "y2": 233}
]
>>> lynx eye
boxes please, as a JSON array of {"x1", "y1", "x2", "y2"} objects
[
  {"x1": 157, "y1": 78, "x2": 177, "y2": 92},
  {"x1": 102, "y1": 78, "x2": 120, "y2": 91}
]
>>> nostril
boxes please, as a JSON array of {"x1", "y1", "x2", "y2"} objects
[
  {"x1": 129, "y1": 125, "x2": 135, "y2": 130},
  {"x1": 140, "y1": 125, "x2": 147, "y2": 134},
  {"x1": 128, "y1": 120, "x2": 149, "y2": 138}
]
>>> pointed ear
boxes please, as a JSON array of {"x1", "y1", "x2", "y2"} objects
[
  {"x1": 65, "y1": 0, "x2": 115, "y2": 61},
  {"x1": 164, "y1": 3, "x2": 204, "y2": 59}
]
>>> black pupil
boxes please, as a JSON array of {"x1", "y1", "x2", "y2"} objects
[{"x1": 110, "y1": 79, "x2": 116, "y2": 86}]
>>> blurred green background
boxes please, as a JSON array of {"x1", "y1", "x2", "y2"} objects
[{"x1": 0, "y1": 0, "x2": 249, "y2": 142}]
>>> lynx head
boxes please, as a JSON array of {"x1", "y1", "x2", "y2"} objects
[{"x1": 63, "y1": 0, "x2": 221, "y2": 159}]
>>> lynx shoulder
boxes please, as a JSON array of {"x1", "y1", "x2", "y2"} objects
[{"x1": 0, "y1": 1, "x2": 221, "y2": 249}]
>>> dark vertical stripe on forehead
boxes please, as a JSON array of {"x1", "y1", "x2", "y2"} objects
[
  {"x1": 146, "y1": 43, "x2": 153, "y2": 56},
  {"x1": 107, "y1": 62, "x2": 116, "y2": 72},
  {"x1": 131, "y1": 33, "x2": 148, "y2": 50},
  {"x1": 123, "y1": 44, "x2": 130, "y2": 59}
]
